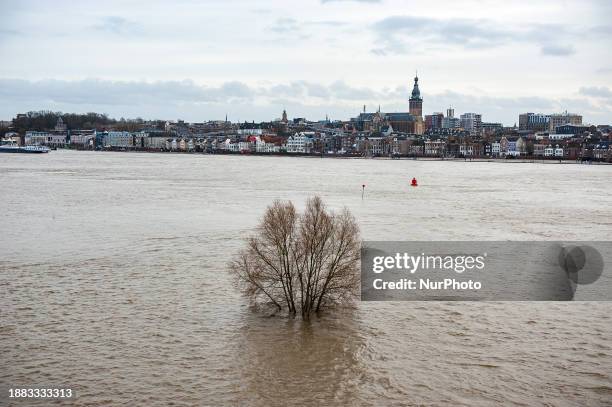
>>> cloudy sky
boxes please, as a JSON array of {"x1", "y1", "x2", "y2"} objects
[{"x1": 1, "y1": 0, "x2": 611, "y2": 125}]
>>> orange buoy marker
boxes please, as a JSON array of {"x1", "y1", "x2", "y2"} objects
[{"x1": 411, "y1": 177, "x2": 418, "y2": 187}]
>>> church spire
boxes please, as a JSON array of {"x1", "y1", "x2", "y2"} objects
[{"x1": 410, "y1": 74, "x2": 421, "y2": 101}]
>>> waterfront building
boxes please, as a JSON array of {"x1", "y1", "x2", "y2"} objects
[
  {"x1": 518, "y1": 137, "x2": 527, "y2": 155},
  {"x1": 491, "y1": 141, "x2": 501, "y2": 157},
  {"x1": 237, "y1": 141, "x2": 251, "y2": 152},
  {"x1": 544, "y1": 145, "x2": 555, "y2": 157},
  {"x1": 286, "y1": 132, "x2": 314, "y2": 153},
  {"x1": 25, "y1": 130, "x2": 68, "y2": 148},
  {"x1": 143, "y1": 134, "x2": 167, "y2": 150},
  {"x1": 409, "y1": 144, "x2": 424, "y2": 156},
  {"x1": 25, "y1": 131, "x2": 50, "y2": 145},
  {"x1": 104, "y1": 131, "x2": 133, "y2": 148},
  {"x1": 256, "y1": 138, "x2": 281, "y2": 153},
  {"x1": 358, "y1": 136, "x2": 387, "y2": 156},
  {"x1": 424, "y1": 139, "x2": 445, "y2": 156},
  {"x1": 533, "y1": 143, "x2": 545, "y2": 157},
  {"x1": 70, "y1": 130, "x2": 96, "y2": 149},
  {"x1": 459, "y1": 143, "x2": 475, "y2": 156},
  {"x1": 592, "y1": 142, "x2": 611, "y2": 160}
]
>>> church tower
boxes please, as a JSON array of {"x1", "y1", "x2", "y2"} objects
[
  {"x1": 409, "y1": 75, "x2": 422, "y2": 117},
  {"x1": 409, "y1": 74, "x2": 424, "y2": 134}
]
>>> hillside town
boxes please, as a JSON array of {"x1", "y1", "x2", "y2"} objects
[{"x1": 2, "y1": 76, "x2": 611, "y2": 162}]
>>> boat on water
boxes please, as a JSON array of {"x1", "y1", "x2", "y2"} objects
[{"x1": 0, "y1": 139, "x2": 50, "y2": 154}]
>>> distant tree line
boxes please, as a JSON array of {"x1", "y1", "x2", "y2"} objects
[{"x1": 8, "y1": 111, "x2": 166, "y2": 134}]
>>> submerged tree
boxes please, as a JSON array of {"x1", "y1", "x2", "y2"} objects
[{"x1": 229, "y1": 196, "x2": 360, "y2": 319}]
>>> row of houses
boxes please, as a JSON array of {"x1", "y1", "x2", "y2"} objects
[
  {"x1": 18, "y1": 128, "x2": 612, "y2": 161},
  {"x1": 21, "y1": 129, "x2": 317, "y2": 154}
]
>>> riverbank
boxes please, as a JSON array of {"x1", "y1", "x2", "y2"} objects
[{"x1": 52, "y1": 148, "x2": 612, "y2": 165}]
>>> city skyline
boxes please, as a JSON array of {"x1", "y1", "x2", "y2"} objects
[{"x1": 1, "y1": 0, "x2": 611, "y2": 125}]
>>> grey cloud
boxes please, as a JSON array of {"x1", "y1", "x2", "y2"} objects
[
  {"x1": 371, "y1": 16, "x2": 512, "y2": 54},
  {"x1": 541, "y1": 44, "x2": 575, "y2": 56},
  {"x1": 0, "y1": 78, "x2": 608, "y2": 125},
  {"x1": 370, "y1": 15, "x2": 593, "y2": 57},
  {"x1": 265, "y1": 81, "x2": 333, "y2": 100},
  {"x1": 579, "y1": 86, "x2": 612, "y2": 99},
  {"x1": 427, "y1": 91, "x2": 558, "y2": 113},
  {"x1": 590, "y1": 25, "x2": 612, "y2": 36},
  {"x1": 0, "y1": 28, "x2": 20, "y2": 38},
  {"x1": 0, "y1": 78, "x2": 375, "y2": 108},
  {"x1": 329, "y1": 81, "x2": 377, "y2": 100},
  {"x1": 0, "y1": 78, "x2": 256, "y2": 106},
  {"x1": 302, "y1": 82, "x2": 331, "y2": 99}
]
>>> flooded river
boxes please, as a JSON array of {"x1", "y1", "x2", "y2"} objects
[{"x1": 1, "y1": 151, "x2": 611, "y2": 406}]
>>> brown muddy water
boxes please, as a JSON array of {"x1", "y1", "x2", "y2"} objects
[{"x1": 1, "y1": 150, "x2": 611, "y2": 406}]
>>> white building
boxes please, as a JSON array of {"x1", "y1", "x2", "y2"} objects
[
  {"x1": 70, "y1": 130, "x2": 95, "y2": 148},
  {"x1": 104, "y1": 131, "x2": 132, "y2": 148},
  {"x1": 459, "y1": 144, "x2": 474, "y2": 156},
  {"x1": 286, "y1": 132, "x2": 314, "y2": 153},
  {"x1": 491, "y1": 141, "x2": 501, "y2": 157},
  {"x1": 237, "y1": 128, "x2": 263, "y2": 135},
  {"x1": 544, "y1": 145, "x2": 555, "y2": 157},
  {"x1": 222, "y1": 139, "x2": 240, "y2": 152},
  {"x1": 238, "y1": 141, "x2": 252, "y2": 152},
  {"x1": 25, "y1": 131, "x2": 68, "y2": 147},
  {"x1": 549, "y1": 133, "x2": 574, "y2": 141},
  {"x1": 256, "y1": 138, "x2": 280, "y2": 153},
  {"x1": 25, "y1": 131, "x2": 50, "y2": 145},
  {"x1": 168, "y1": 138, "x2": 178, "y2": 150},
  {"x1": 424, "y1": 140, "x2": 445, "y2": 156}
]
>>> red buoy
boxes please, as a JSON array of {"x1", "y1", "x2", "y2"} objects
[{"x1": 411, "y1": 177, "x2": 418, "y2": 187}]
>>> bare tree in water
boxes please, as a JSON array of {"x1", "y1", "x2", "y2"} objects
[{"x1": 229, "y1": 196, "x2": 360, "y2": 319}]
